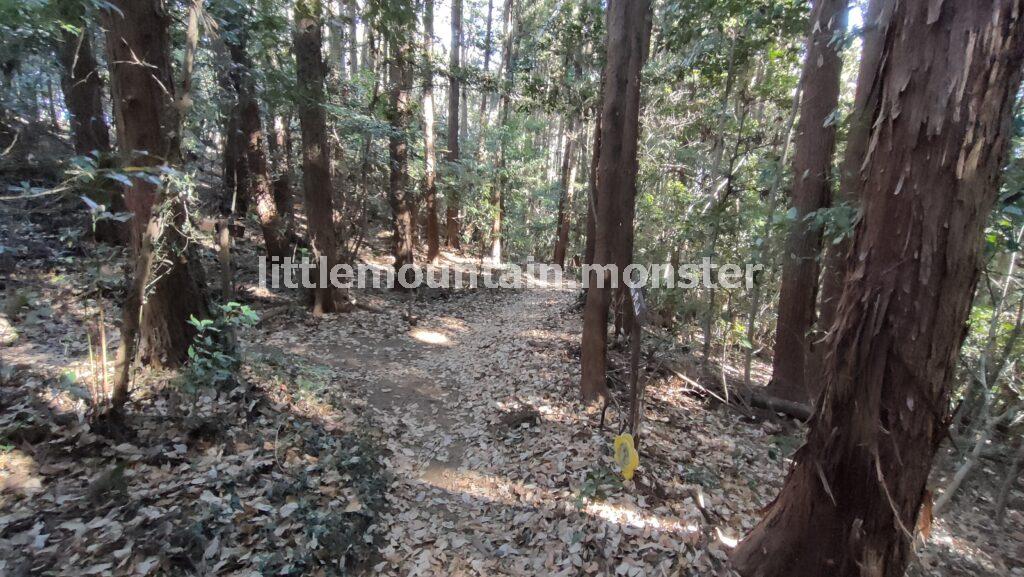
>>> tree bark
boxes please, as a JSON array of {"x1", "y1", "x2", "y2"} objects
[
  {"x1": 294, "y1": 0, "x2": 340, "y2": 314},
  {"x1": 422, "y1": 0, "x2": 440, "y2": 263},
  {"x1": 579, "y1": 0, "x2": 652, "y2": 402},
  {"x1": 768, "y1": 0, "x2": 848, "y2": 403},
  {"x1": 732, "y1": 3, "x2": 1024, "y2": 576},
  {"x1": 813, "y1": 0, "x2": 893, "y2": 356},
  {"x1": 102, "y1": 0, "x2": 208, "y2": 411},
  {"x1": 553, "y1": 120, "x2": 578, "y2": 267},
  {"x1": 226, "y1": 30, "x2": 290, "y2": 259},
  {"x1": 445, "y1": 0, "x2": 462, "y2": 250},
  {"x1": 387, "y1": 2, "x2": 416, "y2": 273},
  {"x1": 584, "y1": 108, "x2": 601, "y2": 267},
  {"x1": 491, "y1": 0, "x2": 516, "y2": 265},
  {"x1": 54, "y1": 1, "x2": 120, "y2": 242},
  {"x1": 55, "y1": 5, "x2": 111, "y2": 156},
  {"x1": 269, "y1": 110, "x2": 296, "y2": 243},
  {"x1": 347, "y1": 0, "x2": 358, "y2": 77}
]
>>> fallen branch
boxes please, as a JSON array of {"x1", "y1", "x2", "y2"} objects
[
  {"x1": 663, "y1": 362, "x2": 811, "y2": 421},
  {"x1": 741, "y1": 389, "x2": 813, "y2": 421}
]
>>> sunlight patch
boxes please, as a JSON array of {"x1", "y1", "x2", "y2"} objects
[{"x1": 410, "y1": 329, "x2": 450, "y2": 345}]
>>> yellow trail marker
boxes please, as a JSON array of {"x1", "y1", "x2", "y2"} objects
[{"x1": 613, "y1": 433, "x2": 639, "y2": 480}]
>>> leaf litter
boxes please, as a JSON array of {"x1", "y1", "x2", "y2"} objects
[{"x1": 0, "y1": 209, "x2": 1022, "y2": 576}]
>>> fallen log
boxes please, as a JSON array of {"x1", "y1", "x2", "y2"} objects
[
  {"x1": 663, "y1": 362, "x2": 812, "y2": 421},
  {"x1": 741, "y1": 389, "x2": 813, "y2": 422}
]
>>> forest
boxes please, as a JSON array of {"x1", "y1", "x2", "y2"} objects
[{"x1": 1, "y1": 0, "x2": 1024, "y2": 575}]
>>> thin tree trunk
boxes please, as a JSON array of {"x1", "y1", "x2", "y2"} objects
[
  {"x1": 743, "y1": 85, "x2": 801, "y2": 389},
  {"x1": 491, "y1": 0, "x2": 516, "y2": 265},
  {"x1": 270, "y1": 112, "x2": 296, "y2": 243},
  {"x1": 813, "y1": 0, "x2": 893, "y2": 352},
  {"x1": 423, "y1": 0, "x2": 440, "y2": 263},
  {"x1": 179, "y1": 0, "x2": 202, "y2": 116},
  {"x1": 584, "y1": 107, "x2": 601, "y2": 267},
  {"x1": 387, "y1": 2, "x2": 415, "y2": 273},
  {"x1": 768, "y1": 0, "x2": 848, "y2": 403},
  {"x1": 579, "y1": 0, "x2": 652, "y2": 401},
  {"x1": 294, "y1": 0, "x2": 340, "y2": 314},
  {"x1": 996, "y1": 437, "x2": 1024, "y2": 525},
  {"x1": 476, "y1": 0, "x2": 494, "y2": 148},
  {"x1": 732, "y1": 3, "x2": 1024, "y2": 576},
  {"x1": 347, "y1": 0, "x2": 358, "y2": 77},
  {"x1": 553, "y1": 120, "x2": 578, "y2": 267},
  {"x1": 445, "y1": 0, "x2": 462, "y2": 250}
]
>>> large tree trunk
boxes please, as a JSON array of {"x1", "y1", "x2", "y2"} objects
[
  {"x1": 387, "y1": 2, "x2": 415, "y2": 273},
  {"x1": 226, "y1": 34, "x2": 290, "y2": 259},
  {"x1": 768, "y1": 0, "x2": 848, "y2": 403},
  {"x1": 423, "y1": 0, "x2": 440, "y2": 263},
  {"x1": 294, "y1": 0, "x2": 340, "y2": 314},
  {"x1": 579, "y1": 0, "x2": 651, "y2": 401},
  {"x1": 102, "y1": 0, "x2": 208, "y2": 410},
  {"x1": 732, "y1": 2, "x2": 1024, "y2": 576},
  {"x1": 444, "y1": 0, "x2": 462, "y2": 250}
]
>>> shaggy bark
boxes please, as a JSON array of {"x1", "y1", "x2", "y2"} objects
[{"x1": 732, "y1": 3, "x2": 1024, "y2": 576}]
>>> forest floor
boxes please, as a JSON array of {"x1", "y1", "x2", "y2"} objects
[{"x1": 1, "y1": 202, "x2": 1023, "y2": 576}]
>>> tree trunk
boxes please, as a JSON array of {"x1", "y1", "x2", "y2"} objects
[
  {"x1": 553, "y1": 120, "x2": 578, "y2": 267},
  {"x1": 996, "y1": 436, "x2": 1024, "y2": 525},
  {"x1": 813, "y1": 0, "x2": 893, "y2": 355},
  {"x1": 445, "y1": 0, "x2": 462, "y2": 250},
  {"x1": 54, "y1": 1, "x2": 120, "y2": 243},
  {"x1": 731, "y1": 3, "x2": 1024, "y2": 576},
  {"x1": 579, "y1": 0, "x2": 651, "y2": 402},
  {"x1": 347, "y1": 0, "x2": 358, "y2": 77},
  {"x1": 744, "y1": 85, "x2": 801, "y2": 389},
  {"x1": 328, "y1": 0, "x2": 345, "y2": 81},
  {"x1": 294, "y1": 0, "x2": 340, "y2": 314},
  {"x1": 584, "y1": 108, "x2": 601, "y2": 267},
  {"x1": 227, "y1": 32, "x2": 290, "y2": 259},
  {"x1": 422, "y1": 0, "x2": 440, "y2": 263},
  {"x1": 102, "y1": 0, "x2": 208, "y2": 410},
  {"x1": 221, "y1": 96, "x2": 249, "y2": 216},
  {"x1": 387, "y1": 2, "x2": 415, "y2": 273},
  {"x1": 491, "y1": 0, "x2": 516, "y2": 265},
  {"x1": 55, "y1": 8, "x2": 111, "y2": 156},
  {"x1": 768, "y1": 0, "x2": 848, "y2": 403},
  {"x1": 477, "y1": 0, "x2": 494, "y2": 139}
]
